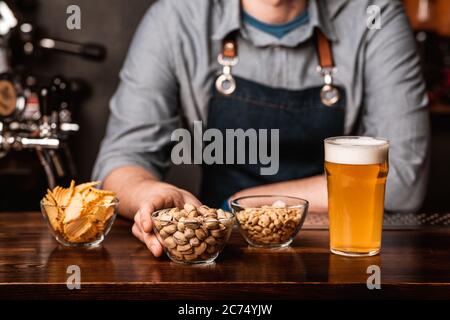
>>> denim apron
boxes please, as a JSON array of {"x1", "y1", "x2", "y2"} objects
[{"x1": 201, "y1": 32, "x2": 346, "y2": 207}]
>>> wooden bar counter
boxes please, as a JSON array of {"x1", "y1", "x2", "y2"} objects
[{"x1": 1, "y1": 212, "x2": 450, "y2": 300}]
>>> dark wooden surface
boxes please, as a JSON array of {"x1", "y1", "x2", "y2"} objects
[{"x1": 1, "y1": 212, "x2": 450, "y2": 300}]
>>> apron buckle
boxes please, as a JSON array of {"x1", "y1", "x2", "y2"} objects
[
  {"x1": 216, "y1": 54, "x2": 238, "y2": 95},
  {"x1": 317, "y1": 66, "x2": 340, "y2": 107},
  {"x1": 215, "y1": 73, "x2": 236, "y2": 96},
  {"x1": 320, "y1": 84, "x2": 340, "y2": 107}
]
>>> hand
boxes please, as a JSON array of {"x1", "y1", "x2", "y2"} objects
[{"x1": 131, "y1": 182, "x2": 202, "y2": 257}]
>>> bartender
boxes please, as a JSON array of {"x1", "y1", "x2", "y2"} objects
[{"x1": 93, "y1": 0, "x2": 430, "y2": 256}]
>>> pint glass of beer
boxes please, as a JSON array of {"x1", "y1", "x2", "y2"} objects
[{"x1": 324, "y1": 136, "x2": 389, "y2": 257}]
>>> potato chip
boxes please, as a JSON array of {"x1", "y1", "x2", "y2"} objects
[
  {"x1": 83, "y1": 189, "x2": 102, "y2": 206},
  {"x1": 75, "y1": 181, "x2": 101, "y2": 193},
  {"x1": 94, "y1": 205, "x2": 115, "y2": 222},
  {"x1": 63, "y1": 193, "x2": 84, "y2": 224},
  {"x1": 76, "y1": 217, "x2": 99, "y2": 243},
  {"x1": 45, "y1": 189, "x2": 57, "y2": 204},
  {"x1": 64, "y1": 216, "x2": 93, "y2": 240},
  {"x1": 51, "y1": 186, "x2": 61, "y2": 202},
  {"x1": 91, "y1": 188, "x2": 116, "y2": 197},
  {"x1": 99, "y1": 194, "x2": 115, "y2": 205},
  {"x1": 44, "y1": 194, "x2": 56, "y2": 206},
  {"x1": 43, "y1": 197, "x2": 59, "y2": 231},
  {"x1": 51, "y1": 182, "x2": 72, "y2": 206},
  {"x1": 97, "y1": 221, "x2": 105, "y2": 233}
]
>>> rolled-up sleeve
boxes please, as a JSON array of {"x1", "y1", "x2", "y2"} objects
[
  {"x1": 360, "y1": 1, "x2": 430, "y2": 212},
  {"x1": 92, "y1": 0, "x2": 179, "y2": 182}
]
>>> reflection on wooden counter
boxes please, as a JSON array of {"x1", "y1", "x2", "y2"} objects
[{"x1": 1, "y1": 212, "x2": 450, "y2": 299}]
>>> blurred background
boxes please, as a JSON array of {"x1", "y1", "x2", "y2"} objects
[{"x1": 0, "y1": 0, "x2": 448, "y2": 213}]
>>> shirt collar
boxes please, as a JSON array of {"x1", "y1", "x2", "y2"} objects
[
  {"x1": 211, "y1": 0, "x2": 241, "y2": 41},
  {"x1": 212, "y1": 0, "x2": 349, "y2": 46}
]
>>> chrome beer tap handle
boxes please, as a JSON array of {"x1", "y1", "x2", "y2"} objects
[
  {"x1": 49, "y1": 150, "x2": 65, "y2": 177},
  {"x1": 20, "y1": 137, "x2": 60, "y2": 149},
  {"x1": 35, "y1": 148, "x2": 56, "y2": 189}
]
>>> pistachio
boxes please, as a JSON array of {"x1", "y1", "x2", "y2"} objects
[
  {"x1": 189, "y1": 237, "x2": 200, "y2": 247},
  {"x1": 159, "y1": 213, "x2": 172, "y2": 226},
  {"x1": 210, "y1": 228, "x2": 226, "y2": 238},
  {"x1": 173, "y1": 231, "x2": 187, "y2": 245},
  {"x1": 163, "y1": 236, "x2": 177, "y2": 249},
  {"x1": 161, "y1": 224, "x2": 177, "y2": 235},
  {"x1": 177, "y1": 243, "x2": 192, "y2": 252},
  {"x1": 195, "y1": 228, "x2": 208, "y2": 241},
  {"x1": 197, "y1": 205, "x2": 210, "y2": 215},
  {"x1": 184, "y1": 228, "x2": 195, "y2": 239},
  {"x1": 183, "y1": 203, "x2": 196, "y2": 212},
  {"x1": 159, "y1": 229, "x2": 169, "y2": 239},
  {"x1": 205, "y1": 218, "x2": 219, "y2": 230},
  {"x1": 194, "y1": 242, "x2": 207, "y2": 255},
  {"x1": 184, "y1": 219, "x2": 200, "y2": 229},
  {"x1": 204, "y1": 236, "x2": 216, "y2": 246},
  {"x1": 177, "y1": 221, "x2": 186, "y2": 232},
  {"x1": 169, "y1": 249, "x2": 184, "y2": 260},
  {"x1": 153, "y1": 219, "x2": 162, "y2": 230},
  {"x1": 187, "y1": 211, "x2": 198, "y2": 219}
]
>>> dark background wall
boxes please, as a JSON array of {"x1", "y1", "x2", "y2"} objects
[
  {"x1": 0, "y1": 0, "x2": 448, "y2": 212},
  {"x1": 30, "y1": 0, "x2": 156, "y2": 182}
]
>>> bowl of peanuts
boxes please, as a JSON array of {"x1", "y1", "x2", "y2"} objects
[
  {"x1": 151, "y1": 204, "x2": 235, "y2": 264},
  {"x1": 230, "y1": 195, "x2": 308, "y2": 248}
]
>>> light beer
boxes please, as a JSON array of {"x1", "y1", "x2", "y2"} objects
[{"x1": 324, "y1": 137, "x2": 389, "y2": 257}]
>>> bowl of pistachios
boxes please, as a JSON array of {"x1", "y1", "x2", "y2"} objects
[{"x1": 151, "y1": 204, "x2": 235, "y2": 264}]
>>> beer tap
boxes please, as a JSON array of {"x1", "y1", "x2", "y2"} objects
[
  {"x1": 49, "y1": 84, "x2": 66, "y2": 177},
  {"x1": 51, "y1": 76, "x2": 77, "y2": 177},
  {"x1": 0, "y1": 0, "x2": 105, "y2": 190},
  {"x1": 38, "y1": 86, "x2": 51, "y2": 136},
  {"x1": 0, "y1": 85, "x2": 60, "y2": 152},
  {"x1": 52, "y1": 76, "x2": 79, "y2": 135}
]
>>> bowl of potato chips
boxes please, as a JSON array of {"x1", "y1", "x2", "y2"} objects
[{"x1": 40, "y1": 181, "x2": 118, "y2": 247}]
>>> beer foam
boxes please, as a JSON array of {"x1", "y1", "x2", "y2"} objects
[{"x1": 325, "y1": 137, "x2": 388, "y2": 165}]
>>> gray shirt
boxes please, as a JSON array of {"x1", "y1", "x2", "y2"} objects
[{"x1": 92, "y1": 0, "x2": 430, "y2": 212}]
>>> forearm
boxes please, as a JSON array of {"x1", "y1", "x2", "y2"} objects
[
  {"x1": 231, "y1": 175, "x2": 328, "y2": 213},
  {"x1": 103, "y1": 166, "x2": 163, "y2": 219}
]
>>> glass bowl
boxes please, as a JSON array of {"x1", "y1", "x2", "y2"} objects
[
  {"x1": 230, "y1": 195, "x2": 308, "y2": 248},
  {"x1": 40, "y1": 199, "x2": 118, "y2": 247},
  {"x1": 151, "y1": 207, "x2": 235, "y2": 264}
]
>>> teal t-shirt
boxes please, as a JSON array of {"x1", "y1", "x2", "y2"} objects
[{"x1": 242, "y1": 10, "x2": 310, "y2": 39}]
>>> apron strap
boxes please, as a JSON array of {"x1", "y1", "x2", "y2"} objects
[
  {"x1": 315, "y1": 28, "x2": 335, "y2": 69},
  {"x1": 220, "y1": 29, "x2": 335, "y2": 68}
]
